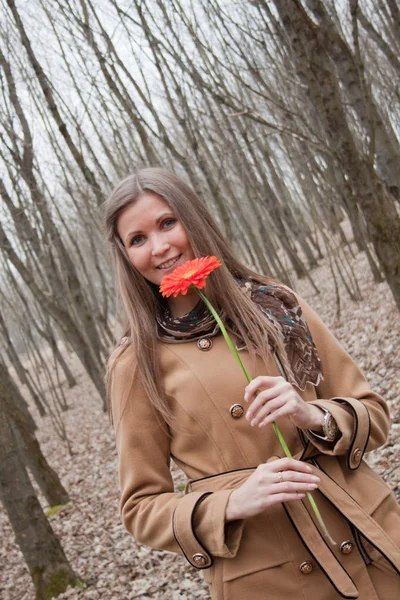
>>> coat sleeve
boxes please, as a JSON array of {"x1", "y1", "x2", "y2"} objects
[
  {"x1": 297, "y1": 296, "x2": 391, "y2": 469},
  {"x1": 110, "y1": 346, "x2": 244, "y2": 567}
]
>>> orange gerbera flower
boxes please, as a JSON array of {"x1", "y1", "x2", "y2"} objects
[{"x1": 160, "y1": 256, "x2": 221, "y2": 298}]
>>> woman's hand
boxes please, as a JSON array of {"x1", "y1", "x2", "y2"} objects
[
  {"x1": 244, "y1": 375, "x2": 324, "y2": 430},
  {"x1": 225, "y1": 458, "x2": 320, "y2": 521}
]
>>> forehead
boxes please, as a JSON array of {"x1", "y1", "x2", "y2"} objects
[{"x1": 116, "y1": 192, "x2": 173, "y2": 237}]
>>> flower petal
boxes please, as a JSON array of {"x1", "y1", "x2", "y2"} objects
[{"x1": 159, "y1": 256, "x2": 221, "y2": 297}]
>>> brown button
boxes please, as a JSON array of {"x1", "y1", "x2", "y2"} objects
[
  {"x1": 197, "y1": 337, "x2": 212, "y2": 351},
  {"x1": 340, "y1": 541, "x2": 354, "y2": 555},
  {"x1": 192, "y1": 553, "x2": 208, "y2": 567},
  {"x1": 299, "y1": 561, "x2": 313, "y2": 574},
  {"x1": 230, "y1": 404, "x2": 244, "y2": 418},
  {"x1": 352, "y1": 448, "x2": 362, "y2": 462}
]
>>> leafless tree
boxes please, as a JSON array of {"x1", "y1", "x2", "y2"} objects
[{"x1": 0, "y1": 359, "x2": 79, "y2": 600}]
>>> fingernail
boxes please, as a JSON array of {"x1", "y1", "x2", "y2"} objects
[
  {"x1": 308, "y1": 483, "x2": 318, "y2": 489},
  {"x1": 306, "y1": 466, "x2": 312, "y2": 472},
  {"x1": 312, "y1": 476, "x2": 320, "y2": 482},
  {"x1": 246, "y1": 411, "x2": 251, "y2": 420},
  {"x1": 251, "y1": 419, "x2": 257, "y2": 427}
]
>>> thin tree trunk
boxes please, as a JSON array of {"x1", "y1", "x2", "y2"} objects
[
  {"x1": 305, "y1": 0, "x2": 400, "y2": 194},
  {"x1": 11, "y1": 423, "x2": 70, "y2": 507},
  {"x1": 273, "y1": 0, "x2": 400, "y2": 308},
  {"x1": 3, "y1": 362, "x2": 71, "y2": 504},
  {"x1": 0, "y1": 309, "x2": 45, "y2": 418},
  {"x1": 0, "y1": 222, "x2": 106, "y2": 404},
  {"x1": 5, "y1": 0, "x2": 105, "y2": 205},
  {"x1": 0, "y1": 364, "x2": 79, "y2": 600}
]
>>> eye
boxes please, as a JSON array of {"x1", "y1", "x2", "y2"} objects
[
  {"x1": 161, "y1": 217, "x2": 177, "y2": 229},
  {"x1": 130, "y1": 234, "x2": 145, "y2": 247}
]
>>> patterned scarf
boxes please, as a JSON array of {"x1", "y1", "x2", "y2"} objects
[{"x1": 155, "y1": 279, "x2": 323, "y2": 390}]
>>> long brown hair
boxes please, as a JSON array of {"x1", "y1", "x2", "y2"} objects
[{"x1": 103, "y1": 168, "x2": 288, "y2": 425}]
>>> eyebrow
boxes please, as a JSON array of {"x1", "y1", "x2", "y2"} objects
[{"x1": 124, "y1": 211, "x2": 174, "y2": 244}]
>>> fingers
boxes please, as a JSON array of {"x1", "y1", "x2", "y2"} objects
[
  {"x1": 245, "y1": 386, "x2": 284, "y2": 419},
  {"x1": 244, "y1": 375, "x2": 284, "y2": 401},
  {"x1": 230, "y1": 460, "x2": 320, "y2": 519},
  {"x1": 244, "y1": 377, "x2": 299, "y2": 427},
  {"x1": 272, "y1": 475, "x2": 319, "y2": 494},
  {"x1": 244, "y1": 376, "x2": 286, "y2": 404},
  {"x1": 270, "y1": 457, "x2": 315, "y2": 474},
  {"x1": 276, "y1": 469, "x2": 320, "y2": 484},
  {"x1": 257, "y1": 395, "x2": 295, "y2": 427},
  {"x1": 271, "y1": 464, "x2": 320, "y2": 496},
  {"x1": 247, "y1": 395, "x2": 289, "y2": 427},
  {"x1": 257, "y1": 460, "x2": 321, "y2": 489},
  {"x1": 258, "y1": 460, "x2": 320, "y2": 510},
  {"x1": 272, "y1": 492, "x2": 306, "y2": 503}
]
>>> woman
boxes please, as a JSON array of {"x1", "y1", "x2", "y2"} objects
[{"x1": 104, "y1": 167, "x2": 400, "y2": 600}]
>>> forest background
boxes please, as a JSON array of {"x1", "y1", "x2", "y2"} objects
[{"x1": 0, "y1": 0, "x2": 400, "y2": 599}]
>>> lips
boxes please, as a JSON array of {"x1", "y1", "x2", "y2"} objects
[{"x1": 156, "y1": 255, "x2": 181, "y2": 269}]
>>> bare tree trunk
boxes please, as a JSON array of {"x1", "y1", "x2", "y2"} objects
[
  {"x1": 0, "y1": 308, "x2": 45, "y2": 418},
  {"x1": 1, "y1": 361, "x2": 70, "y2": 506},
  {"x1": 357, "y1": 6, "x2": 400, "y2": 75},
  {"x1": 272, "y1": 0, "x2": 400, "y2": 308},
  {"x1": 0, "y1": 364, "x2": 79, "y2": 600},
  {"x1": 0, "y1": 45, "x2": 107, "y2": 404},
  {"x1": 305, "y1": 0, "x2": 400, "y2": 195},
  {"x1": 5, "y1": 0, "x2": 105, "y2": 205},
  {"x1": 12, "y1": 423, "x2": 70, "y2": 508},
  {"x1": 0, "y1": 221, "x2": 106, "y2": 405}
]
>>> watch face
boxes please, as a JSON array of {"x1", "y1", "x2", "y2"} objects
[{"x1": 325, "y1": 414, "x2": 338, "y2": 440}]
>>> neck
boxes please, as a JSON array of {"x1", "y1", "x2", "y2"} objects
[{"x1": 167, "y1": 288, "x2": 199, "y2": 318}]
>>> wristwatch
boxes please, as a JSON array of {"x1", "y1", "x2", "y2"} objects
[{"x1": 310, "y1": 408, "x2": 338, "y2": 442}]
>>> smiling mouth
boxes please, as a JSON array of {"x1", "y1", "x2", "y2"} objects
[{"x1": 157, "y1": 255, "x2": 181, "y2": 269}]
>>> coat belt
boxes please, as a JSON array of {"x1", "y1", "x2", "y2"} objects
[{"x1": 186, "y1": 463, "x2": 400, "y2": 599}]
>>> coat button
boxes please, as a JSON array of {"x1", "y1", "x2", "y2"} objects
[
  {"x1": 352, "y1": 448, "x2": 362, "y2": 462},
  {"x1": 340, "y1": 541, "x2": 354, "y2": 555},
  {"x1": 299, "y1": 561, "x2": 313, "y2": 574},
  {"x1": 197, "y1": 337, "x2": 212, "y2": 351},
  {"x1": 192, "y1": 553, "x2": 208, "y2": 567},
  {"x1": 230, "y1": 404, "x2": 244, "y2": 418}
]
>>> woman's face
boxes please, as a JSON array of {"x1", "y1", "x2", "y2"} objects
[{"x1": 117, "y1": 192, "x2": 195, "y2": 287}]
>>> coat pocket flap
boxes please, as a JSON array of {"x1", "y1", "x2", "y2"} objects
[
  {"x1": 223, "y1": 554, "x2": 290, "y2": 582},
  {"x1": 222, "y1": 509, "x2": 290, "y2": 583},
  {"x1": 318, "y1": 456, "x2": 393, "y2": 515},
  {"x1": 365, "y1": 485, "x2": 392, "y2": 515},
  {"x1": 342, "y1": 460, "x2": 393, "y2": 515}
]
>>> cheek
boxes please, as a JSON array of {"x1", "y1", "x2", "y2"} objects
[
  {"x1": 127, "y1": 248, "x2": 149, "y2": 273},
  {"x1": 176, "y1": 226, "x2": 193, "y2": 252}
]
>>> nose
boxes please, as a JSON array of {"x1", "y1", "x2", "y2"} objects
[{"x1": 151, "y1": 239, "x2": 170, "y2": 256}]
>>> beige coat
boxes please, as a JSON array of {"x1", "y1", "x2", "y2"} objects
[{"x1": 110, "y1": 296, "x2": 400, "y2": 599}]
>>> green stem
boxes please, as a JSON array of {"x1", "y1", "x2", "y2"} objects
[
  {"x1": 195, "y1": 287, "x2": 336, "y2": 545},
  {"x1": 196, "y1": 289, "x2": 251, "y2": 382}
]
